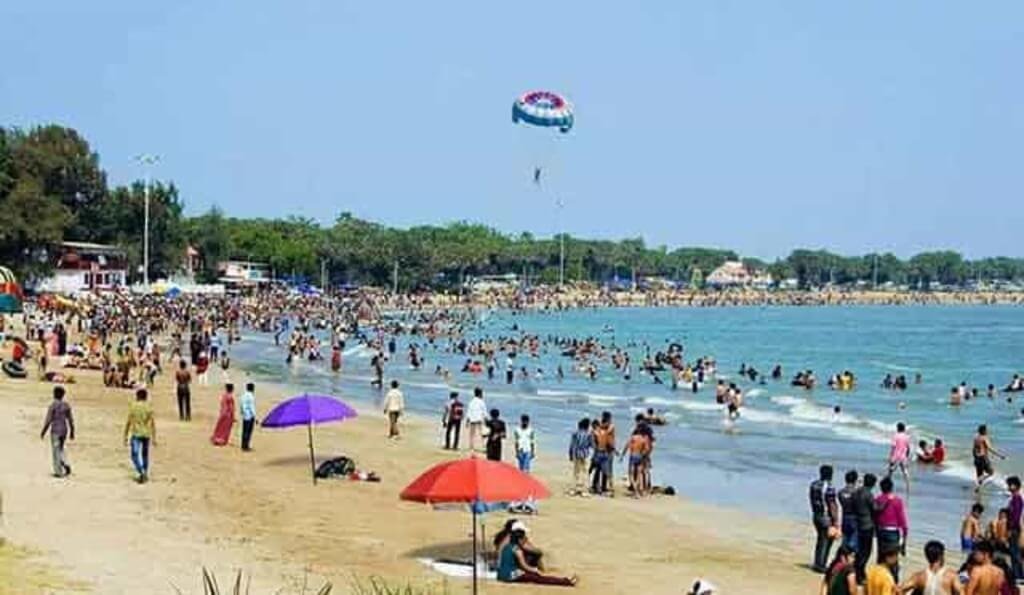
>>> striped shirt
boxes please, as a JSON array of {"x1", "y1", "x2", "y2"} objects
[{"x1": 568, "y1": 430, "x2": 594, "y2": 461}]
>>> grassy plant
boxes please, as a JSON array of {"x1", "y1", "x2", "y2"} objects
[
  {"x1": 347, "y1": 575, "x2": 449, "y2": 595},
  {"x1": 170, "y1": 567, "x2": 331, "y2": 595}
]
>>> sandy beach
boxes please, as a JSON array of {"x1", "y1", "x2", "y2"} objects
[{"x1": 0, "y1": 348, "x2": 826, "y2": 595}]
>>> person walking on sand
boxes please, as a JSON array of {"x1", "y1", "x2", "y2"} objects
[
  {"x1": 174, "y1": 359, "x2": 192, "y2": 421},
  {"x1": 973, "y1": 425, "x2": 1006, "y2": 493},
  {"x1": 383, "y1": 380, "x2": 404, "y2": 439},
  {"x1": 211, "y1": 383, "x2": 236, "y2": 446},
  {"x1": 898, "y1": 540, "x2": 961, "y2": 595},
  {"x1": 513, "y1": 414, "x2": 536, "y2": 473},
  {"x1": 568, "y1": 418, "x2": 593, "y2": 497},
  {"x1": 466, "y1": 387, "x2": 487, "y2": 453},
  {"x1": 123, "y1": 388, "x2": 156, "y2": 484},
  {"x1": 810, "y1": 464, "x2": 840, "y2": 573},
  {"x1": 239, "y1": 382, "x2": 256, "y2": 452},
  {"x1": 442, "y1": 391, "x2": 464, "y2": 450},
  {"x1": 485, "y1": 408, "x2": 506, "y2": 461},
  {"x1": 40, "y1": 385, "x2": 74, "y2": 478}
]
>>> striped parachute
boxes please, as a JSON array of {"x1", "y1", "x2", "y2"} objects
[
  {"x1": 512, "y1": 90, "x2": 574, "y2": 133},
  {"x1": 0, "y1": 266, "x2": 23, "y2": 313}
]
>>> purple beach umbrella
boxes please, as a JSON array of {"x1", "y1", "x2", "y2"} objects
[{"x1": 262, "y1": 394, "x2": 358, "y2": 484}]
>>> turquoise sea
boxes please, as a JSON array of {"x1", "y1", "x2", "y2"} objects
[{"x1": 233, "y1": 306, "x2": 1024, "y2": 545}]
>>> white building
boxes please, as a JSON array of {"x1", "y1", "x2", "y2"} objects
[
  {"x1": 35, "y1": 241, "x2": 128, "y2": 294},
  {"x1": 217, "y1": 260, "x2": 271, "y2": 286},
  {"x1": 706, "y1": 261, "x2": 772, "y2": 288}
]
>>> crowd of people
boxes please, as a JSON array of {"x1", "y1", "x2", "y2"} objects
[{"x1": 812, "y1": 420, "x2": 1022, "y2": 594}]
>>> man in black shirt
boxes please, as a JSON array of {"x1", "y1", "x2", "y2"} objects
[
  {"x1": 808, "y1": 464, "x2": 839, "y2": 573},
  {"x1": 485, "y1": 409, "x2": 507, "y2": 462},
  {"x1": 443, "y1": 392, "x2": 463, "y2": 450},
  {"x1": 837, "y1": 469, "x2": 859, "y2": 551},
  {"x1": 851, "y1": 473, "x2": 878, "y2": 584}
]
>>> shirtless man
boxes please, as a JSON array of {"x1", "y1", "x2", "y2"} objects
[
  {"x1": 899, "y1": 540, "x2": 962, "y2": 595},
  {"x1": 965, "y1": 541, "x2": 1005, "y2": 595},
  {"x1": 973, "y1": 425, "x2": 1006, "y2": 493}
]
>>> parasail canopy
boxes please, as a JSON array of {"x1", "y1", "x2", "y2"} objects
[
  {"x1": 512, "y1": 90, "x2": 574, "y2": 133},
  {"x1": 0, "y1": 266, "x2": 24, "y2": 314}
]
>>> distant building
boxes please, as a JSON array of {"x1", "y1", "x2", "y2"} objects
[
  {"x1": 36, "y1": 241, "x2": 128, "y2": 294},
  {"x1": 706, "y1": 261, "x2": 772, "y2": 288},
  {"x1": 217, "y1": 260, "x2": 271, "y2": 286}
]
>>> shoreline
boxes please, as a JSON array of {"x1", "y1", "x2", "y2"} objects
[{"x1": 0, "y1": 345, "x2": 826, "y2": 594}]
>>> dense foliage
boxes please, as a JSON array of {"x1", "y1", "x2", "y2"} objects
[{"x1": 2, "y1": 124, "x2": 1023, "y2": 290}]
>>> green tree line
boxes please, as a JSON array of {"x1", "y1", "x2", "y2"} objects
[{"x1": 2, "y1": 124, "x2": 1023, "y2": 290}]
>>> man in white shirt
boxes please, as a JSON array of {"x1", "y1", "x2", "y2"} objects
[
  {"x1": 239, "y1": 382, "x2": 257, "y2": 451},
  {"x1": 382, "y1": 380, "x2": 404, "y2": 439},
  {"x1": 513, "y1": 414, "x2": 536, "y2": 472},
  {"x1": 465, "y1": 387, "x2": 488, "y2": 453}
]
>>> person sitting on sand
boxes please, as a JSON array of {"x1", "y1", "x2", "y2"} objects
[
  {"x1": 497, "y1": 526, "x2": 576, "y2": 587},
  {"x1": 493, "y1": 520, "x2": 544, "y2": 569}
]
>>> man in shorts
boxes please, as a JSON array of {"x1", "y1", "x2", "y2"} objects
[{"x1": 973, "y1": 425, "x2": 1006, "y2": 493}]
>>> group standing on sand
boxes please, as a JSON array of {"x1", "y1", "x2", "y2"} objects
[{"x1": 814, "y1": 419, "x2": 1022, "y2": 594}]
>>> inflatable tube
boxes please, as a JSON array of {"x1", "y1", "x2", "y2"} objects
[{"x1": 2, "y1": 360, "x2": 27, "y2": 379}]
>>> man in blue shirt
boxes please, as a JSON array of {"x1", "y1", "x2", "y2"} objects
[
  {"x1": 240, "y1": 382, "x2": 256, "y2": 451},
  {"x1": 567, "y1": 418, "x2": 593, "y2": 497}
]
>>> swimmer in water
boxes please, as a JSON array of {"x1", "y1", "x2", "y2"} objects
[{"x1": 831, "y1": 405, "x2": 842, "y2": 423}]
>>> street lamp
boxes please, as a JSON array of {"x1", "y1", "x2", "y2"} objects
[
  {"x1": 135, "y1": 154, "x2": 160, "y2": 286},
  {"x1": 556, "y1": 196, "x2": 566, "y2": 288}
]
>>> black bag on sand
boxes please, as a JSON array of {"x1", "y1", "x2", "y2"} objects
[{"x1": 315, "y1": 456, "x2": 356, "y2": 479}]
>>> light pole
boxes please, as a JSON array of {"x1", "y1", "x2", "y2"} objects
[
  {"x1": 135, "y1": 154, "x2": 160, "y2": 286},
  {"x1": 556, "y1": 196, "x2": 565, "y2": 288}
]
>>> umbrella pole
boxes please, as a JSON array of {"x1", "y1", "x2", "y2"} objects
[
  {"x1": 308, "y1": 422, "x2": 317, "y2": 485},
  {"x1": 472, "y1": 505, "x2": 479, "y2": 595}
]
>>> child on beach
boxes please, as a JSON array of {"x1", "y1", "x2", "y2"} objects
[{"x1": 962, "y1": 503, "x2": 984, "y2": 552}]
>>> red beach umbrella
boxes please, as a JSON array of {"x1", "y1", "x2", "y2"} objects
[{"x1": 400, "y1": 457, "x2": 550, "y2": 594}]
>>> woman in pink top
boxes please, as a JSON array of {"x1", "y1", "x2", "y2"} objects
[
  {"x1": 888, "y1": 422, "x2": 911, "y2": 492},
  {"x1": 874, "y1": 476, "x2": 908, "y2": 579}
]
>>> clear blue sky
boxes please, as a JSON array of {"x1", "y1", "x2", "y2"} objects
[{"x1": 3, "y1": 1, "x2": 1022, "y2": 259}]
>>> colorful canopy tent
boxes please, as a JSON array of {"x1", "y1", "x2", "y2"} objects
[{"x1": 0, "y1": 266, "x2": 24, "y2": 314}]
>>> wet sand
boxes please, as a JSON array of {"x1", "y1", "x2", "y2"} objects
[{"x1": 0, "y1": 357, "x2": 822, "y2": 594}]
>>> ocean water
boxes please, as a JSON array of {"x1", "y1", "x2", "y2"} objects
[{"x1": 231, "y1": 306, "x2": 1024, "y2": 545}]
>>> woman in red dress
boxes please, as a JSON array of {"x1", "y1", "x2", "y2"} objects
[{"x1": 211, "y1": 383, "x2": 236, "y2": 446}]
